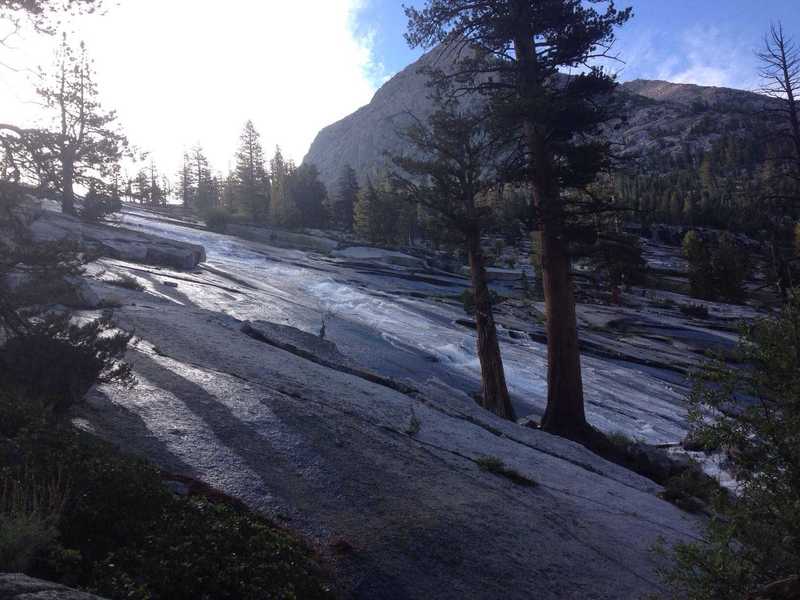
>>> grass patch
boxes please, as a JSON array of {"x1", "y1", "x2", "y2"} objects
[
  {"x1": 475, "y1": 456, "x2": 537, "y2": 487},
  {"x1": 0, "y1": 392, "x2": 333, "y2": 599},
  {"x1": 405, "y1": 415, "x2": 421, "y2": 437},
  {"x1": 0, "y1": 467, "x2": 68, "y2": 573}
]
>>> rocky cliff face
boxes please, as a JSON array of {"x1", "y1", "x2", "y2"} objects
[
  {"x1": 303, "y1": 44, "x2": 469, "y2": 193},
  {"x1": 303, "y1": 47, "x2": 771, "y2": 193}
]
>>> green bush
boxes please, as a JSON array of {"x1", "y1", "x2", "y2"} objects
[
  {"x1": 203, "y1": 208, "x2": 232, "y2": 233},
  {"x1": 80, "y1": 193, "x2": 118, "y2": 223},
  {"x1": 658, "y1": 469, "x2": 720, "y2": 514},
  {"x1": 91, "y1": 498, "x2": 332, "y2": 600},
  {"x1": 682, "y1": 231, "x2": 750, "y2": 302},
  {"x1": 0, "y1": 394, "x2": 333, "y2": 599},
  {"x1": 107, "y1": 273, "x2": 144, "y2": 291},
  {"x1": 679, "y1": 303, "x2": 709, "y2": 319},
  {"x1": 590, "y1": 232, "x2": 648, "y2": 287},
  {"x1": 658, "y1": 299, "x2": 800, "y2": 599},
  {"x1": 0, "y1": 312, "x2": 132, "y2": 413}
]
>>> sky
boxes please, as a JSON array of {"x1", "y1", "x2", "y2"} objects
[{"x1": 1, "y1": 0, "x2": 799, "y2": 179}]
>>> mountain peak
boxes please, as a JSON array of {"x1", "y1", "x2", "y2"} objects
[{"x1": 303, "y1": 54, "x2": 770, "y2": 192}]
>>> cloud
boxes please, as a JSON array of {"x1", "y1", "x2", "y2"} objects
[
  {"x1": 0, "y1": 0, "x2": 380, "y2": 175},
  {"x1": 616, "y1": 25, "x2": 759, "y2": 91},
  {"x1": 656, "y1": 26, "x2": 757, "y2": 89}
]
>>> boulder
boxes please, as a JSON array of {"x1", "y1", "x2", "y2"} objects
[
  {"x1": 627, "y1": 443, "x2": 698, "y2": 483},
  {"x1": 1, "y1": 272, "x2": 103, "y2": 310},
  {"x1": 241, "y1": 320, "x2": 345, "y2": 365},
  {"x1": 28, "y1": 207, "x2": 205, "y2": 270}
]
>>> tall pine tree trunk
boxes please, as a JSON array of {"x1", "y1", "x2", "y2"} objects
[
  {"x1": 513, "y1": 24, "x2": 589, "y2": 440},
  {"x1": 466, "y1": 228, "x2": 516, "y2": 421},
  {"x1": 537, "y1": 214, "x2": 587, "y2": 435},
  {"x1": 525, "y1": 127, "x2": 589, "y2": 439},
  {"x1": 61, "y1": 158, "x2": 75, "y2": 215}
]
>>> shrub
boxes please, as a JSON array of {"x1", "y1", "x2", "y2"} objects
[
  {"x1": 203, "y1": 207, "x2": 232, "y2": 233},
  {"x1": 90, "y1": 498, "x2": 332, "y2": 600},
  {"x1": 590, "y1": 232, "x2": 648, "y2": 287},
  {"x1": 658, "y1": 469, "x2": 720, "y2": 514},
  {"x1": 713, "y1": 232, "x2": 750, "y2": 301},
  {"x1": 683, "y1": 230, "x2": 713, "y2": 299},
  {"x1": 405, "y1": 415, "x2": 421, "y2": 436},
  {"x1": 652, "y1": 297, "x2": 676, "y2": 309},
  {"x1": 0, "y1": 399, "x2": 334, "y2": 599},
  {"x1": 0, "y1": 312, "x2": 132, "y2": 413},
  {"x1": 658, "y1": 299, "x2": 800, "y2": 599},
  {"x1": 106, "y1": 273, "x2": 144, "y2": 291},
  {"x1": 80, "y1": 184, "x2": 121, "y2": 223},
  {"x1": 682, "y1": 231, "x2": 750, "y2": 302},
  {"x1": 679, "y1": 303, "x2": 709, "y2": 319},
  {"x1": 607, "y1": 431, "x2": 635, "y2": 450}
]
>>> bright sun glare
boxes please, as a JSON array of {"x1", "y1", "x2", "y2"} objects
[{"x1": 0, "y1": 0, "x2": 380, "y2": 176}]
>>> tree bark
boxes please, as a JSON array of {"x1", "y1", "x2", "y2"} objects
[
  {"x1": 513, "y1": 22, "x2": 589, "y2": 440},
  {"x1": 466, "y1": 228, "x2": 516, "y2": 421},
  {"x1": 528, "y1": 143, "x2": 588, "y2": 437},
  {"x1": 537, "y1": 219, "x2": 587, "y2": 436},
  {"x1": 61, "y1": 158, "x2": 75, "y2": 215}
]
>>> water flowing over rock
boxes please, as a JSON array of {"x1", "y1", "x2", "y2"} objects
[{"x1": 70, "y1": 207, "x2": 712, "y2": 600}]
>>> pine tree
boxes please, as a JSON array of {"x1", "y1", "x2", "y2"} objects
[
  {"x1": 334, "y1": 164, "x2": 359, "y2": 231},
  {"x1": 391, "y1": 101, "x2": 515, "y2": 420},
  {"x1": 222, "y1": 171, "x2": 237, "y2": 211},
  {"x1": 36, "y1": 36, "x2": 127, "y2": 214},
  {"x1": 269, "y1": 146, "x2": 295, "y2": 227},
  {"x1": 683, "y1": 230, "x2": 713, "y2": 299},
  {"x1": 133, "y1": 169, "x2": 150, "y2": 204},
  {"x1": 176, "y1": 152, "x2": 195, "y2": 208},
  {"x1": 143, "y1": 159, "x2": 165, "y2": 206},
  {"x1": 190, "y1": 145, "x2": 214, "y2": 213},
  {"x1": 123, "y1": 177, "x2": 133, "y2": 203},
  {"x1": 288, "y1": 163, "x2": 328, "y2": 229},
  {"x1": 233, "y1": 120, "x2": 269, "y2": 221},
  {"x1": 354, "y1": 178, "x2": 376, "y2": 240},
  {"x1": 405, "y1": 0, "x2": 631, "y2": 441},
  {"x1": 353, "y1": 174, "x2": 414, "y2": 245}
]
